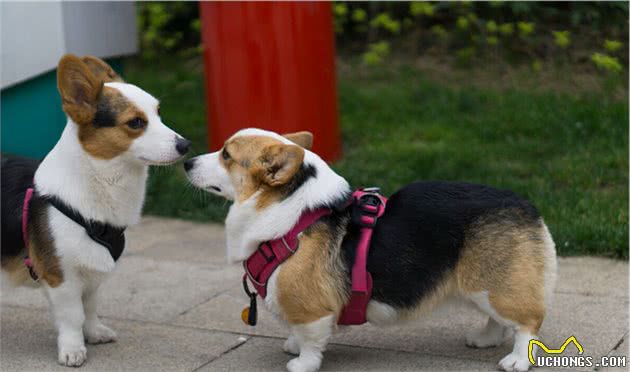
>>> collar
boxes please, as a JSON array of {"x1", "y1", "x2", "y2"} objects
[
  {"x1": 22, "y1": 187, "x2": 126, "y2": 281},
  {"x1": 243, "y1": 207, "x2": 333, "y2": 298}
]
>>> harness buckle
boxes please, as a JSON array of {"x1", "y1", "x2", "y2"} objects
[
  {"x1": 352, "y1": 189, "x2": 385, "y2": 228},
  {"x1": 259, "y1": 242, "x2": 275, "y2": 263}
]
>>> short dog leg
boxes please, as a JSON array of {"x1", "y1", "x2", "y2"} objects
[
  {"x1": 283, "y1": 334, "x2": 300, "y2": 355},
  {"x1": 498, "y1": 327, "x2": 536, "y2": 372},
  {"x1": 286, "y1": 315, "x2": 335, "y2": 372},
  {"x1": 466, "y1": 317, "x2": 506, "y2": 348},
  {"x1": 45, "y1": 281, "x2": 88, "y2": 367},
  {"x1": 467, "y1": 290, "x2": 543, "y2": 372},
  {"x1": 83, "y1": 285, "x2": 116, "y2": 344}
]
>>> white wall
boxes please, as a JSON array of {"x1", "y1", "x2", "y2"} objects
[
  {"x1": 1, "y1": 2, "x2": 66, "y2": 88},
  {"x1": 1, "y1": 1, "x2": 138, "y2": 88}
]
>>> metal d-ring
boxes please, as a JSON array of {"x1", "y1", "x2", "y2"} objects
[
  {"x1": 242, "y1": 274, "x2": 256, "y2": 298},
  {"x1": 281, "y1": 237, "x2": 296, "y2": 253}
]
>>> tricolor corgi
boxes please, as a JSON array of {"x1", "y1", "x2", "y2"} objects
[
  {"x1": 184, "y1": 128, "x2": 557, "y2": 372},
  {"x1": 1, "y1": 55, "x2": 190, "y2": 367}
]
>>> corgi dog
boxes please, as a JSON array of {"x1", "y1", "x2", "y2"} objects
[
  {"x1": 1, "y1": 55, "x2": 191, "y2": 367},
  {"x1": 184, "y1": 128, "x2": 557, "y2": 372}
]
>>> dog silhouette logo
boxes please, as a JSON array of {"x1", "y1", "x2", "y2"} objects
[{"x1": 528, "y1": 336, "x2": 584, "y2": 365}]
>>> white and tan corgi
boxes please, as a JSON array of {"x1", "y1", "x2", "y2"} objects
[
  {"x1": 185, "y1": 128, "x2": 557, "y2": 372},
  {"x1": 1, "y1": 55, "x2": 191, "y2": 367}
]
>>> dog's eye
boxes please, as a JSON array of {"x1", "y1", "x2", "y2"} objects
[
  {"x1": 157, "y1": 106, "x2": 161, "y2": 116},
  {"x1": 127, "y1": 117, "x2": 147, "y2": 130},
  {"x1": 222, "y1": 148, "x2": 231, "y2": 160}
]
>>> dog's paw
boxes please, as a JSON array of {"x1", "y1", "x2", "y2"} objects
[
  {"x1": 286, "y1": 355, "x2": 322, "y2": 372},
  {"x1": 465, "y1": 328, "x2": 503, "y2": 348},
  {"x1": 283, "y1": 336, "x2": 300, "y2": 355},
  {"x1": 84, "y1": 323, "x2": 117, "y2": 344},
  {"x1": 498, "y1": 352, "x2": 531, "y2": 372},
  {"x1": 287, "y1": 358, "x2": 310, "y2": 372},
  {"x1": 58, "y1": 345, "x2": 87, "y2": 367}
]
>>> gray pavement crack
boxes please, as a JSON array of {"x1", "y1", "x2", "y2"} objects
[
  {"x1": 192, "y1": 335, "x2": 250, "y2": 372},
  {"x1": 592, "y1": 331, "x2": 628, "y2": 372},
  {"x1": 554, "y1": 290, "x2": 629, "y2": 299},
  {"x1": 608, "y1": 331, "x2": 628, "y2": 353}
]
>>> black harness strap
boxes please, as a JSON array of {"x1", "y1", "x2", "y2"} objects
[{"x1": 45, "y1": 196, "x2": 126, "y2": 261}]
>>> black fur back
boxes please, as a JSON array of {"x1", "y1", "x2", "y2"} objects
[
  {"x1": 341, "y1": 181, "x2": 540, "y2": 309},
  {"x1": 1, "y1": 156, "x2": 40, "y2": 258}
]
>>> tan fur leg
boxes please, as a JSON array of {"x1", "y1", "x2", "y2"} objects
[
  {"x1": 456, "y1": 217, "x2": 554, "y2": 372},
  {"x1": 275, "y1": 222, "x2": 348, "y2": 371},
  {"x1": 276, "y1": 225, "x2": 347, "y2": 324},
  {"x1": 488, "y1": 290, "x2": 544, "y2": 372}
]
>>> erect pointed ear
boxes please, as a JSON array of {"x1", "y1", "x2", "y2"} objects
[
  {"x1": 81, "y1": 56, "x2": 124, "y2": 83},
  {"x1": 57, "y1": 54, "x2": 103, "y2": 125},
  {"x1": 283, "y1": 131, "x2": 313, "y2": 150},
  {"x1": 258, "y1": 144, "x2": 305, "y2": 186}
]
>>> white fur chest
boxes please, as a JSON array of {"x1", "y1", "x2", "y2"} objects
[
  {"x1": 34, "y1": 123, "x2": 149, "y2": 227},
  {"x1": 47, "y1": 207, "x2": 118, "y2": 273},
  {"x1": 32, "y1": 122, "x2": 149, "y2": 273}
]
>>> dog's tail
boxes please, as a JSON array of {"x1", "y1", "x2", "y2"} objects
[{"x1": 540, "y1": 220, "x2": 557, "y2": 313}]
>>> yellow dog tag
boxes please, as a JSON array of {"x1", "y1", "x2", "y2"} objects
[
  {"x1": 242, "y1": 295, "x2": 257, "y2": 326},
  {"x1": 241, "y1": 307, "x2": 250, "y2": 325}
]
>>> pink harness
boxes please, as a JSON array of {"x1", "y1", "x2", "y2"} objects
[
  {"x1": 243, "y1": 188, "x2": 387, "y2": 325},
  {"x1": 20, "y1": 185, "x2": 127, "y2": 283},
  {"x1": 22, "y1": 187, "x2": 38, "y2": 281}
]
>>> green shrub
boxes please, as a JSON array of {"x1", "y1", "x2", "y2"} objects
[
  {"x1": 352, "y1": 8, "x2": 367, "y2": 23},
  {"x1": 604, "y1": 39, "x2": 622, "y2": 53},
  {"x1": 498, "y1": 23, "x2": 514, "y2": 36},
  {"x1": 486, "y1": 20, "x2": 498, "y2": 33},
  {"x1": 456, "y1": 16, "x2": 469, "y2": 30},
  {"x1": 135, "y1": 1, "x2": 629, "y2": 75},
  {"x1": 591, "y1": 53, "x2": 623, "y2": 73},
  {"x1": 362, "y1": 41, "x2": 390, "y2": 66},
  {"x1": 552, "y1": 30, "x2": 571, "y2": 49},
  {"x1": 370, "y1": 12, "x2": 401, "y2": 34},
  {"x1": 517, "y1": 21, "x2": 535, "y2": 38},
  {"x1": 137, "y1": 2, "x2": 200, "y2": 59},
  {"x1": 410, "y1": 2, "x2": 434, "y2": 17}
]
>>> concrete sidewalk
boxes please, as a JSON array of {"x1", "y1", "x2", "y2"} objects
[{"x1": 2, "y1": 216, "x2": 628, "y2": 371}]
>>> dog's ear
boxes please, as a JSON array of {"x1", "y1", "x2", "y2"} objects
[
  {"x1": 283, "y1": 131, "x2": 313, "y2": 150},
  {"x1": 57, "y1": 54, "x2": 103, "y2": 125},
  {"x1": 258, "y1": 144, "x2": 305, "y2": 186},
  {"x1": 81, "y1": 56, "x2": 124, "y2": 83}
]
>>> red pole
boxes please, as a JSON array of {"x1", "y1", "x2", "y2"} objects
[{"x1": 199, "y1": 2, "x2": 341, "y2": 161}]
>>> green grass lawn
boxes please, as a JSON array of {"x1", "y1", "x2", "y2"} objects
[{"x1": 124, "y1": 57, "x2": 628, "y2": 258}]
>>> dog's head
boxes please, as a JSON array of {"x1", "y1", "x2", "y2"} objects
[
  {"x1": 186, "y1": 128, "x2": 351, "y2": 262},
  {"x1": 56, "y1": 54, "x2": 190, "y2": 165},
  {"x1": 184, "y1": 128, "x2": 313, "y2": 204}
]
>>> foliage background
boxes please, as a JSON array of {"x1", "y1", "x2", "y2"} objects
[
  {"x1": 129, "y1": 2, "x2": 628, "y2": 258},
  {"x1": 137, "y1": 2, "x2": 628, "y2": 75}
]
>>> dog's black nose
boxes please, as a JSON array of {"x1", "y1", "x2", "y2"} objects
[
  {"x1": 176, "y1": 137, "x2": 192, "y2": 155},
  {"x1": 184, "y1": 158, "x2": 195, "y2": 172}
]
